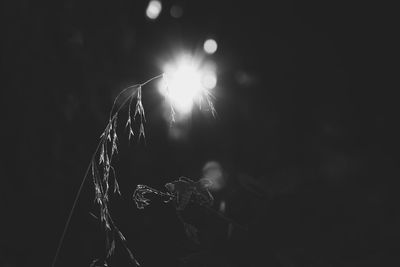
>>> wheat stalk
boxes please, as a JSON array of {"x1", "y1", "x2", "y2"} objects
[
  {"x1": 52, "y1": 73, "x2": 216, "y2": 267},
  {"x1": 52, "y1": 75, "x2": 162, "y2": 267}
]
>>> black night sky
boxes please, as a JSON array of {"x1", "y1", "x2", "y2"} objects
[{"x1": 1, "y1": 1, "x2": 399, "y2": 267}]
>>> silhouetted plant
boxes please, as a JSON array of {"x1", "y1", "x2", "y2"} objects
[
  {"x1": 52, "y1": 74, "x2": 217, "y2": 267},
  {"x1": 133, "y1": 177, "x2": 214, "y2": 244},
  {"x1": 133, "y1": 177, "x2": 248, "y2": 245}
]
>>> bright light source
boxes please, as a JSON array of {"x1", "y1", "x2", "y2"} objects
[
  {"x1": 203, "y1": 39, "x2": 218, "y2": 54},
  {"x1": 164, "y1": 60, "x2": 202, "y2": 113},
  {"x1": 201, "y1": 72, "x2": 217, "y2": 89},
  {"x1": 146, "y1": 0, "x2": 162, "y2": 20},
  {"x1": 201, "y1": 161, "x2": 225, "y2": 192},
  {"x1": 159, "y1": 54, "x2": 217, "y2": 114}
]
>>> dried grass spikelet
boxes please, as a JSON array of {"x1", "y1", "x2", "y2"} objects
[{"x1": 53, "y1": 73, "x2": 217, "y2": 267}]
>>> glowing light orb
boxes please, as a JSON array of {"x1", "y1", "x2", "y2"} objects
[
  {"x1": 201, "y1": 161, "x2": 225, "y2": 192},
  {"x1": 146, "y1": 0, "x2": 162, "y2": 20},
  {"x1": 164, "y1": 62, "x2": 202, "y2": 113},
  {"x1": 159, "y1": 55, "x2": 217, "y2": 114},
  {"x1": 170, "y1": 5, "x2": 183, "y2": 18},
  {"x1": 201, "y1": 72, "x2": 217, "y2": 90},
  {"x1": 203, "y1": 39, "x2": 218, "y2": 54}
]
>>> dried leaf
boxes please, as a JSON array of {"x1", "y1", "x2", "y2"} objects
[
  {"x1": 129, "y1": 128, "x2": 134, "y2": 140},
  {"x1": 107, "y1": 240, "x2": 115, "y2": 258},
  {"x1": 118, "y1": 231, "x2": 126, "y2": 242},
  {"x1": 139, "y1": 123, "x2": 145, "y2": 140},
  {"x1": 126, "y1": 247, "x2": 140, "y2": 266},
  {"x1": 112, "y1": 133, "x2": 118, "y2": 155},
  {"x1": 91, "y1": 162, "x2": 95, "y2": 180},
  {"x1": 99, "y1": 145, "x2": 105, "y2": 164},
  {"x1": 114, "y1": 177, "x2": 120, "y2": 195},
  {"x1": 125, "y1": 117, "x2": 131, "y2": 128},
  {"x1": 105, "y1": 154, "x2": 110, "y2": 168},
  {"x1": 134, "y1": 100, "x2": 146, "y2": 122},
  {"x1": 113, "y1": 117, "x2": 117, "y2": 131}
]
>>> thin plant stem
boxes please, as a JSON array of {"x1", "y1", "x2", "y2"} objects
[
  {"x1": 52, "y1": 74, "x2": 163, "y2": 267},
  {"x1": 51, "y1": 142, "x2": 102, "y2": 267},
  {"x1": 140, "y1": 73, "x2": 163, "y2": 87}
]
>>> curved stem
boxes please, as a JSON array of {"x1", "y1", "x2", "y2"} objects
[
  {"x1": 140, "y1": 73, "x2": 164, "y2": 87},
  {"x1": 52, "y1": 74, "x2": 164, "y2": 267},
  {"x1": 109, "y1": 85, "x2": 138, "y2": 122},
  {"x1": 51, "y1": 140, "x2": 103, "y2": 267}
]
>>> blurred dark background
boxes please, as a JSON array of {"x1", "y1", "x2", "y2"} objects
[{"x1": 1, "y1": 0, "x2": 399, "y2": 266}]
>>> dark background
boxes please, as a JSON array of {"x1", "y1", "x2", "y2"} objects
[{"x1": 1, "y1": 0, "x2": 399, "y2": 266}]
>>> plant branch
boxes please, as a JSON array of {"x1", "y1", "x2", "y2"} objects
[{"x1": 52, "y1": 74, "x2": 164, "y2": 267}]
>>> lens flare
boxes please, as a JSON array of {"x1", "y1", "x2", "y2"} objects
[
  {"x1": 164, "y1": 60, "x2": 202, "y2": 113},
  {"x1": 159, "y1": 54, "x2": 217, "y2": 114},
  {"x1": 146, "y1": 0, "x2": 162, "y2": 20},
  {"x1": 201, "y1": 161, "x2": 225, "y2": 192},
  {"x1": 201, "y1": 72, "x2": 217, "y2": 90},
  {"x1": 203, "y1": 39, "x2": 218, "y2": 54},
  {"x1": 170, "y1": 5, "x2": 183, "y2": 18}
]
